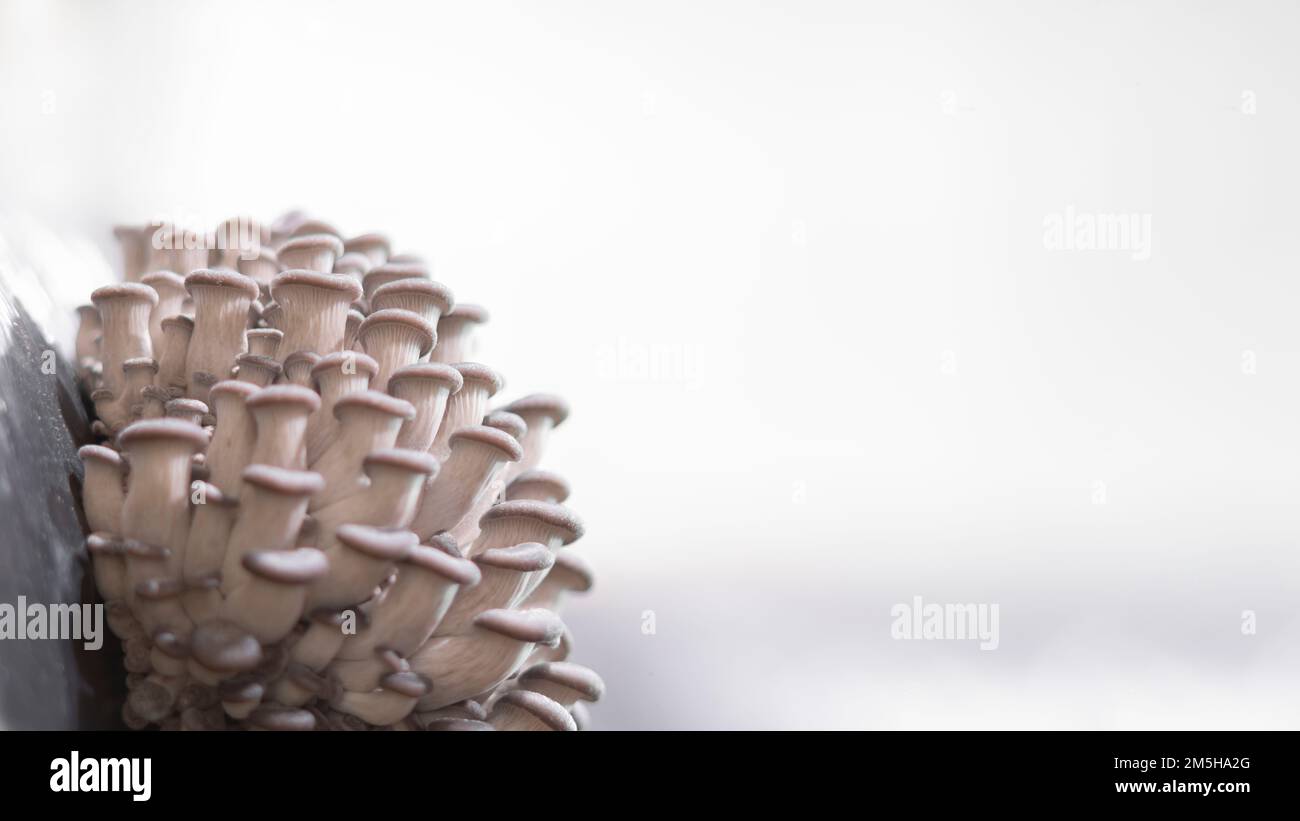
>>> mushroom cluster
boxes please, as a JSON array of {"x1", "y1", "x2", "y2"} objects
[{"x1": 75, "y1": 214, "x2": 602, "y2": 731}]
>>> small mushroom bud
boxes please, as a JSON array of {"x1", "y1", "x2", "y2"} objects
[
  {"x1": 277, "y1": 233, "x2": 345, "y2": 273},
  {"x1": 244, "y1": 327, "x2": 284, "y2": 359},
  {"x1": 430, "y1": 363, "x2": 502, "y2": 461},
  {"x1": 354, "y1": 309, "x2": 435, "y2": 392},
  {"x1": 270, "y1": 271, "x2": 362, "y2": 359},
  {"x1": 431, "y1": 303, "x2": 487, "y2": 364},
  {"x1": 488, "y1": 689, "x2": 577, "y2": 731},
  {"x1": 183, "y1": 269, "x2": 260, "y2": 403}
]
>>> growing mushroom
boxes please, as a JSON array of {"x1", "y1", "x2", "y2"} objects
[
  {"x1": 305, "y1": 525, "x2": 417, "y2": 611},
  {"x1": 183, "y1": 269, "x2": 260, "y2": 403},
  {"x1": 354, "y1": 308, "x2": 436, "y2": 392},
  {"x1": 78, "y1": 444, "x2": 125, "y2": 534},
  {"x1": 430, "y1": 363, "x2": 503, "y2": 461},
  {"x1": 234, "y1": 244, "x2": 279, "y2": 291},
  {"x1": 269, "y1": 271, "x2": 362, "y2": 359},
  {"x1": 361, "y1": 261, "x2": 429, "y2": 303},
  {"x1": 343, "y1": 233, "x2": 391, "y2": 268},
  {"x1": 244, "y1": 385, "x2": 321, "y2": 469},
  {"x1": 409, "y1": 425, "x2": 522, "y2": 542},
  {"x1": 222, "y1": 547, "x2": 329, "y2": 643},
  {"x1": 140, "y1": 270, "x2": 187, "y2": 353},
  {"x1": 369, "y1": 278, "x2": 454, "y2": 327},
  {"x1": 156, "y1": 315, "x2": 194, "y2": 396},
  {"x1": 386, "y1": 362, "x2": 463, "y2": 453},
  {"x1": 221, "y1": 464, "x2": 324, "y2": 592},
  {"x1": 488, "y1": 689, "x2": 577, "y2": 732},
  {"x1": 304, "y1": 351, "x2": 379, "y2": 465},
  {"x1": 431, "y1": 303, "x2": 488, "y2": 364},
  {"x1": 244, "y1": 327, "x2": 284, "y2": 359},
  {"x1": 308, "y1": 391, "x2": 413, "y2": 508},
  {"x1": 499, "y1": 393, "x2": 570, "y2": 480},
  {"x1": 277, "y1": 233, "x2": 345, "y2": 273},
  {"x1": 505, "y1": 469, "x2": 571, "y2": 504},
  {"x1": 432, "y1": 542, "x2": 555, "y2": 636}
]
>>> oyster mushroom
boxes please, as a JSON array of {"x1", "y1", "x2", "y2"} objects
[
  {"x1": 308, "y1": 391, "x2": 413, "y2": 508},
  {"x1": 222, "y1": 547, "x2": 329, "y2": 643},
  {"x1": 369, "y1": 278, "x2": 454, "y2": 327},
  {"x1": 386, "y1": 362, "x2": 463, "y2": 453},
  {"x1": 304, "y1": 351, "x2": 379, "y2": 465},
  {"x1": 488, "y1": 689, "x2": 577, "y2": 732},
  {"x1": 221, "y1": 465, "x2": 324, "y2": 592},
  {"x1": 430, "y1": 363, "x2": 503, "y2": 461},
  {"x1": 431, "y1": 303, "x2": 488, "y2": 364},
  {"x1": 140, "y1": 270, "x2": 187, "y2": 353},
  {"x1": 182, "y1": 269, "x2": 260, "y2": 403},
  {"x1": 245, "y1": 385, "x2": 321, "y2": 469},
  {"x1": 354, "y1": 309, "x2": 436, "y2": 392},
  {"x1": 305, "y1": 525, "x2": 417, "y2": 611},
  {"x1": 409, "y1": 426, "x2": 522, "y2": 542},
  {"x1": 156, "y1": 315, "x2": 194, "y2": 396},
  {"x1": 277, "y1": 233, "x2": 345, "y2": 273},
  {"x1": 269, "y1": 270, "x2": 362, "y2": 359},
  {"x1": 343, "y1": 233, "x2": 391, "y2": 268},
  {"x1": 499, "y1": 393, "x2": 570, "y2": 480}
]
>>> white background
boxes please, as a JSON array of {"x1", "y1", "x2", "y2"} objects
[{"x1": 3, "y1": 0, "x2": 1299, "y2": 728}]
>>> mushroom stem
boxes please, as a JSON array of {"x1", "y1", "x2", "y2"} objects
[
  {"x1": 245, "y1": 385, "x2": 321, "y2": 469},
  {"x1": 141, "y1": 271, "x2": 187, "y2": 354},
  {"x1": 304, "y1": 525, "x2": 416, "y2": 611},
  {"x1": 304, "y1": 352, "x2": 378, "y2": 465},
  {"x1": 430, "y1": 363, "x2": 502, "y2": 461},
  {"x1": 307, "y1": 391, "x2": 413, "y2": 509},
  {"x1": 183, "y1": 270, "x2": 259, "y2": 403},
  {"x1": 409, "y1": 426, "x2": 522, "y2": 542},
  {"x1": 387, "y1": 363, "x2": 463, "y2": 453},
  {"x1": 221, "y1": 465, "x2": 323, "y2": 593},
  {"x1": 204, "y1": 380, "x2": 260, "y2": 495},
  {"x1": 355, "y1": 309, "x2": 436, "y2": 392},
  {"x1": 156, "y1": 315, "x2": 194, "y2": 396},
  {"x1": 269, "y1": 271, "x2": 362, "y2": 360},
  {"x1": 79, "y1": 444, "x2": 125, "y2": 534},
  {"x1": 221, "y1": 548, "x2": 329, "y2": 643}
]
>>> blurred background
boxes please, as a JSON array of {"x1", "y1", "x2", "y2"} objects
[{"x1": 2, "y1": 0, "x2": 1299, "y2": 728}]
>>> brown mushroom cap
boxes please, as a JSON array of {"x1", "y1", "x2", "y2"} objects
[
  {"x1": 332, "y1": 390, "x2": 415, "y2": 421},
  {"x1": 476, "y1": 542, "x2": 555, "y2": 573},
  {"x1": 473, "y1": 608, "x2": 565, "y2": 645},
  {"x1": 425, "y1": 532, "x2": 463, "y2": 558},
  {"x1": 381, "y1": 670, "x2": 431, "y2": 698},
  {"x1": 86, "y1": 533, "x2": 125, "y2": 555},
  {"x1": 501, "y1": 393, "x2": 570, "y2": 426},
  {"x1": 453, "y1": 362, "x2": 504, "y2": 396},
  {"x1": 208, "y1": 379, "x2": 261, "y2": 405},
  {"x1": 246, "y1": 384, "x2": 322, "y2": 414},
  {"x1": 279, "y1": 231, "x2": 344, "y2": 255},
  {"x1": 241, "y1": 464, "x2": 325, "y2": 497},
  {"x1": 91, "y1": 282, "x2": 159, "y2": 308},
  {"x1": 247, "y1": 705, "x2": 317, "y2": 731},
  {"x1": 164, "y1": 397, "x2": 209, "y2": 416},
  {"x1": 518, "y1": 661, "x2": 605, "y2": 701},
  {"x1": 117, "y1": 418, "x2": 209, "y2": 451},
  {"x1": 363, "y1": 448, "x2": 439, "y2": 476},
  {"x1": 483, "y1": 410, "x2": 527, "y2": 440},
  {"x1": 449, "y1": 425, "x2": 525, "y2": 462},
  {"x1": 387, "y1": 362, "x2": 464, "y2": 393},
  {"x1": 235, "y1": 352, "x2": 283, "y2": 377},
  {"x1": 243, "y1": 547, "x2": 330, "y2": 584},
  {"x1": 190, "y1": 620, "x2": 263, "y2": 672},
  {"x1": 184, "y1": 268, "x2": 260, "y2": 300},
  {"x1": 370, "y1": 278, "x2": 454, "y2": 314},
  {"x1": 505, "y1": 469, "x2": 571, "y2": 503},
  {"x1": 492, "y1": 689, "x2": 578, "y2": 731},
  {"x1": 79, "y1": 444, "x2": 123, "y2": 468},
  {"x1": 479, "y1": 499, "x2": 584, "y2": 544},
  {"x1": 402, "y1": 544, "x2": 481, "y2": 585},
  {"x1": 357, "y1": 309, "x2": 436, "y2": 356},
  {"x1": 269, "y1": 269, "x2": 364, "y2": 302},
  {"x1": 152, "y1": 629, "x2": 190, "y2": 659},
  {"x1": 334, "y1": 525, "x2": 417, "y2": 561}
]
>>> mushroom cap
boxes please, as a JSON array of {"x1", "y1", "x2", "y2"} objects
[
  {"x1": 442, "y1": 303, "x2": 488, "y2": 324},
  {"x1": 243, "y1": 547, "x2": 330, "y2": 584},
  {"x1": 425, "y1": 532, "x2": 463, "y2": 558},
  {"x1": 473, "y1": 608, "x2": 565, "y2": 645},
  {"x1": 501, "y1": 393, "x2": 570, "y2": 426},
  {"x1": 86, "y1": 533, "x2": 124, "y2": 555},
  {"x1": 208, "y1": 379, "x2": 261, "y2": 406},
  {"x1": 246, "y1": 384, "x2": 322, "y2": 414},
  {"x1": 190, "y1": 620, "x2": 263, "y2": 673},
  {"x1": 311, "y1": 350, "x2": 380, "y2": 380},
  {"x1": 334, "y1": 525, "x2": 418, "y2": 561},
  {"x1": 550, "y1": 551, "x2": 595, "y2": 592},
  {"x1": 483, "y1": 410, "x2": 527, "y2": 440},
  {"x1": 492, "y1": 689, "x2": 578, "y2": 731},
  {"x1": 235, "y1": 352, "x2": 283, "y2": 376},
  {"x1": 288, "y1": 219, "x2": 341, "y2": 239},
  {"x1": 364, "y1": 261, "x2": 429, "y2": 284},
  {"x1": 363, "y1": 447, "x2": 439, "y2": 477},
  {"x1": 270, "y1": 269, "x2": 364, "y2": 302},
  {"x1": 184, "y1": 268, "x2": 260, "y2": 300},
  {"x1": 344, "y1": 232, "x2": 391, "y2": 256},
  {"x1": 152, "y1": 629, "x2": 190, "y2": 659},
  {"x1": 279, "y1": 231, "x2": 345, "y2": 257},
  {"x1": 479, "y1": 499, "x2": 584, "y2": 544},
  {"x1": 122, "y1": 356, "x2": 159, "y2": 373},
  {"x1": 476, "y1": 542, "x2": 555, "y2": 573},
  {"x1": 356, "y1": 309, "x2": 436, "y2": 356},
  {"x1": 79, "y1": 444, "x2": 123, "y2": 468},
  {"x1": 387, "y1": 362, "x2": 464, "y2": 393},
  {"x1": 140, "y1": 269, "x2": 187, "y2": 293},
  {"x1": 505, "y1": 469, "x2": 571, "y2": 503},
  {"x1": 91, "y1": 282, "x2": 159, "y2": 308},
  {"x1": 241, "y1": 464, "x2": 325, "y2": 497},
  {"x1": 449, "y1": 425, "x2": 525, "y2": 461},
  {"x1": 164, "y1": 397, "x2": 209, "y2": 416},
  {"x1": 246, "y1": 327, "x2": 284, "y2": 342},
  {"x1": 370, "y1": 278, "x2": 454, "y2": 314},
  {"x1": 334, "y1": 252, "x2": 373, "y2": 275},
  {"x1": 247, "y1": 705, "x2": 317, "y2": 731},
  {"x1": 453, "y1": 362, "x2": 503, "y2": 396},
  {"x1": 518, "y1": 661, "x2": 605, "y2": 701},
  {"x1": 160, "y1": 314, "x2": 195, "y2": 333},
  {"x1": 381, "y1": 670, "x2": 431, "y2": 698},
  {"x1": 332, "y1": 389, "x2": 415, "y2": 421},
  {"x1": 425, "y1": 718, "x2": 495, "y2": 731},
  {"x1": 117, "y1": 418, "x2": 209, "y2": 451},
  {"x1": 282, "y1": 350, "x2": 322, "y2": 374},
  {"x1": 402, "y1": 544, "x2": 481, "y2": 585}
]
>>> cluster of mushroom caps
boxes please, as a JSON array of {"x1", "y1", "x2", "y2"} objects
[{"x1": 74, "y1": 215, "x2": 601, "y2": 731}]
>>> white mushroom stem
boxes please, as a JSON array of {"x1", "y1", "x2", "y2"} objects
[
  {"x1": 119, "y1": 419, "x2": 209, "y2": 600},
  {"x1": 387, "y1": 363, "x2": 463, "y2": 453},
  {"x1": 141, "y1": 270, "x2": 187, "y2": 354},
  {"x1": 277, "y1": 233, "x2": 344, "y2": 273},
  {"x1": 433, "y1": 543, "x2": 554, "y2": 637},
  {"x1": 409, "y1": 426, "x2": 522, "y2": 542},
  {"x1": 499, "y1": 393, "x2": 570, "y2": 481},
  {"x1": 91, "y1": 283, "x2": 157, "y2": 401},
  {"x1": 488, "y1": 689, "x2": 577, "y2": 731},
  {"x1": 221, "y1": 465, "x2": 324, "y2": 593},
  {"x1": 221, "y1": 548, "x2": 329, "y2": 643},
  {"x1": 245, "y1": 385, "x2": 321, "y2": 469},
  {"x1": 355, "y1": 309, "x2": 435, "y2": 392},
  {"x1": 118, "y1": 357, "x2": 159, "y2": 423},
  {"x1": 269, "y1": 270, "x2": 362, "y2": 360},
  {"x1": 430, "y1": 363, "x2": 502, "y2": 461},
  {"x1": 183, "y1": 270, "x2": 259, "y2": 403},
  {"x1": 409, "y1": 608, "x2": 564, "y2": 711},
  {"x1": 79, "y1": 444, "x2": 125, "y2": 534},
  {"x1": 156, "y1": 315, "x2": 193, "y2": 396},
  {"x1": 311, "y1": 449, "x2": 438, "y2": 533},
  {"x1": 431, "y1": 303, "x2": 487, "y2": 364},
  {"x1": 304, "y1": 351, "x2": 378, "y2": 465},
  {"x1": 204, "y1": 380, "x2": 260, "y2": 495},
  {"x1": 335, "y1": 543, "x2": 480, "y2": 661},
  {"x1": 308, "y1": 391, "x2": 413, "y2": 509},
  {"x1": 305, "y1": 525, "x2": 416, "y2": 611}
]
